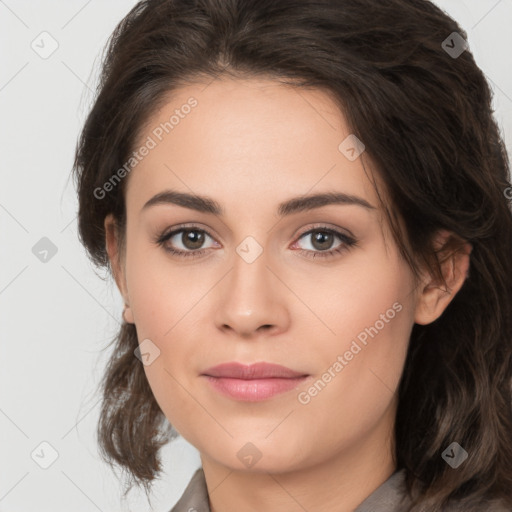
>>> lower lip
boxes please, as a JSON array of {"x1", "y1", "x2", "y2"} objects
[{"x1": 202, "y1": 375, "x2": 309, "y2": 401}]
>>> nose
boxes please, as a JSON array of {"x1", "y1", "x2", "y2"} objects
[{"x1": 213, "y1": 249, "x2": 290, "y2": 338}]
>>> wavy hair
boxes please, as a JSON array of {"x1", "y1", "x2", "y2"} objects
[{"x1": 72, "y1": 0, "x2": 512, "y2": 509}]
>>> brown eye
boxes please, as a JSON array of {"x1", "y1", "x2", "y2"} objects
[
  {"x1": 309, "y1": 231, "x2": 336, "y2": 251},
  {"x1": 155, "y1": 226, "x2": 217, "y2": 259},
  {"x1": 180, "y1": 229, "x2": 206, "y2": 250},
  {"x1": 293, "y1": 227, "x2": 357, "y2": 260}
]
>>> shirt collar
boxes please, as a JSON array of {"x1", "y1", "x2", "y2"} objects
[{"x1": 169, "y1": 467, "x2": 412, "y2": 512}]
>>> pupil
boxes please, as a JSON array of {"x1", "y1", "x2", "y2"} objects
[
  {"x1": 313, "y1": 231, "x2": 333, "y2": 250},
  {"x1": 184, "y1": 230, "x2": 204, "y2": 249}
]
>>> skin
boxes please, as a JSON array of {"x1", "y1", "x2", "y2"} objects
[{"x1": 104, "y1": 77, "x2": 471, "y2": 512}]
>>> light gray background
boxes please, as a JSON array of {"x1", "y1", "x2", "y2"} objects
[{"x1": 1, "y1": 1, "x2": 511, "y2": 511}]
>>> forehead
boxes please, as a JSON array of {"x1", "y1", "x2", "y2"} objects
[{"x1": 125, "y1": 77, "x2": 383, "y2": 215}]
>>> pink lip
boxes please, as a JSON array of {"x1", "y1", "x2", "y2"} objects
[
  {"x1": 202, "y1": 362, "x2": 306, "y2": 379},
  {"x1": 201, "y1": 362, "x2": 309, "y2": 401}
]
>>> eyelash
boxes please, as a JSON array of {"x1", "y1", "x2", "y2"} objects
[{"x1": 154, "y1": 224, "x2": 358, "y2": 260}]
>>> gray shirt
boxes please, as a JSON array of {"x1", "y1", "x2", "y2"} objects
[{"x1": 169, "y1": 467, "x2": 510, "y2": 511}]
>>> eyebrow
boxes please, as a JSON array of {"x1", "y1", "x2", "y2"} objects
[{"x1": 142, "y1": 189, "x2": 376, "y2": 217}]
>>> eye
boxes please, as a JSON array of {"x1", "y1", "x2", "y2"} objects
[
  {"x1": 292, "y1": 226, "x2": 357, "y2": 259},
  {"x1": 155, "y1": 225, "x2": 217, "y2": 259}
]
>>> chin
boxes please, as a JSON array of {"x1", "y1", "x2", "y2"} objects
[{"x1": 200, "y1": 435, "x2": 312, "y2": 474}]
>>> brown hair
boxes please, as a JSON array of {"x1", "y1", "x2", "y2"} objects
[{"x1": 72, "y1": 0, "x2": 512, "y2": 509}]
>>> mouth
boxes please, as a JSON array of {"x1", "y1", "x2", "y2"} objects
[{"x1": 200, "y1": 362, "x2": 310, "y2": 402}]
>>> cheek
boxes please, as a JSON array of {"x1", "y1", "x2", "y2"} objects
[
  {"x1": 123, "y1": 242, "x2": 214, "y2": 433},
  {"x1": 127, "y1": 273, "x2": 203, "y2": 436},
  {"x1": 290, "y1": 243, "x2": 415, "y2": 361},
  {"x1": 124, "y1": 233, "x2": 203, "y2": 337},
  {"x1": 291, "y1": 251, "x2": 415, "y2": 427}
]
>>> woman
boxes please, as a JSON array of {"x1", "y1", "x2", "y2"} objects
[{"x1": 72, "y1": 0, "x2": 512, "y2": 510}]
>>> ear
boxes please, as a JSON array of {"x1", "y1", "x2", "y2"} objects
[
  {"x1": 414, "y1": 230, "x2": 472, "y2": 325},
  {"x1": 104, "y1": 214, "x2": 134, "y2": 324}
]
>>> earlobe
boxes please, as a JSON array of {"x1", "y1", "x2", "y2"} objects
[
  {"x1": 104, "y1": 214, "x2": 132, "y2": 322},
  {"x1": 414, "y1": 230, "x2": 472, "y2": 326},
  {"x1": 122, "y1": 304, "x2": 134, "y2": 324}
]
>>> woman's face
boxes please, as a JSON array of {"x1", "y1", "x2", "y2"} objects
[{"x1": 107, "y1": 77, "x2": 426, "y2": 473}]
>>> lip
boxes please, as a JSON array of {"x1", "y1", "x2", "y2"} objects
[
  {"x1": 201, "y1": 362, "x2": 310, "y2": 401},
  {"x1": 202, "y1": 362, "x2": 307, "y2": 379}
]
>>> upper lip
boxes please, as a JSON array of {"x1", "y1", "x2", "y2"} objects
[{"x1": 201, "y1": 362, "x2": 308, "y2": 379}]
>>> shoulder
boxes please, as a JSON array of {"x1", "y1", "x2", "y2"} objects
[
  {"x1": 354, "y1": 469, "x2": 512, "y2": 512},
  {"x1": 354, "y1": 469, "x2": 413, "y2": 511},
  {"x1": 168, "y1": 466, "x2": 512, "y2": 512},
  {"x1": 169, "y1": 467, "x2": 211, "y2": 512},
  {"x1": 441, "y1": 497, "x2": 512, "y2": 512}
]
